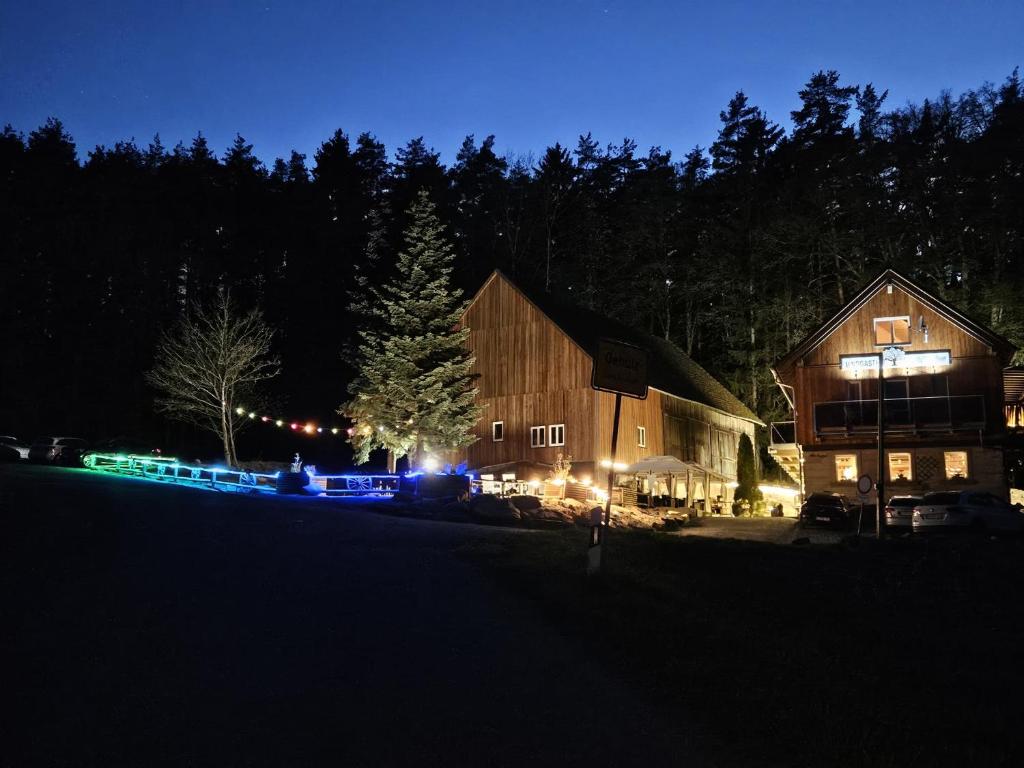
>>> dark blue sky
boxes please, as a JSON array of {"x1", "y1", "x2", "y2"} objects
[{"x1": 2, "y1": 1, "x2": 1021, "y2": 165}]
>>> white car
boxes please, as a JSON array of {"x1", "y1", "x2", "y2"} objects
[
  {"x1": 885, "y1": 495, "x2": 923, "y2": 530},
  {"x1": 912, "y1": 490, "x2": 1024, "y2": 534},
  {"x1": 0, "y1": 435, "x2": 31, "y2": 461}
]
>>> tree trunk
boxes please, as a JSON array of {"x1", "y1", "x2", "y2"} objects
[{"x1": 220, "y1": 404, "x2": 233, "y2": 467}]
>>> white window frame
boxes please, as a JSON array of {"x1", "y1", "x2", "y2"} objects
[
  {"x1": 491, "y1": 421, "x2": 504, "y2": 442},
  {"x1": 835, "y1": 454, "x2": 858, "y2": 482},
  {"x1": 944, "y1": 451, "x2": 969, "y2": 480},
  {"x1": 637, "y1": 425, "x2": 647, "y2": 448},
  {"x1": 888, "y1": 452, "x2": 913, "y2": 481},
  {"x1": 548, "y1": 424, "x2": 565, "y2": 447},
  {"x1": 530, "y1": 426, "x2": 545, "y2": 448}
]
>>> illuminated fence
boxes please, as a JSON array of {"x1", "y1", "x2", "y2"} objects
[
  {"x1": 306, "y1": 474, "x2": 400, "y2": 496},
  {"x1": 83, "y1": 453, "x2": 279, "y2": 492},
  {"x1": 82, "y1": 452, "x2": 402, "y2": 497}
]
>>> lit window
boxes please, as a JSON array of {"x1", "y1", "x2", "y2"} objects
[
  {"x1": 491, "y1": 421, "x2": 503, "y2": 442},
  {"x1": 944, "y1": 451, "x2": 968, "y2": 479},
  {"x1": 835, "y1": 454, "x2": 858, "y2": 482},
  {"x1": 888, "y1": 452, "x2": 912, "y2": 481},
  {"x1": 549, "y1": 424, "x2": 565, "y2": 447},
  {"x1": 637, "y1": 425, "x2": 647, "y2": 448},
  {"x1": 874, "y1": 317, "x2": 911, "y2": 346},
  {"x1": 530, "y1": 426, "x2": 545, "y2": 448}
]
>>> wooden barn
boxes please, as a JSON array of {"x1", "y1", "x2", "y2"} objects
[
  {"x1": 451, "y1": 271, "x2": 762, "y2": 504},
  {"x1": 770, "y1": 269, "x2": 1017, "y2": 503}
]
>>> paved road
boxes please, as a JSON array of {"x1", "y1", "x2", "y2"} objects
[{"x1": 2, "y1": 465, "x2": 707, "y2": 767}]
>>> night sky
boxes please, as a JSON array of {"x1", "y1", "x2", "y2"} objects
[{"x1": 2, "y1": 0, "x2": 1021, "y2": 163}]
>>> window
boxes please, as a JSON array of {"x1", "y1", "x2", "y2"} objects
[
  {"x1": 530, "y1": 426, "x2": 545, "y2": 448},
  {"x1": 491, "y1": 421, "x2": 503, "y2": 442},
  {"x1": 637, "y1": 426, "x2": 647, "y2": 448},
  {"x1": 888, "y1": 452, "x2": 912, "y2": 481},
  {"x1": 884, "y1": 378, "x2": 911, "y2": 424},
  {"x1": 930, "y1": 375, "x2": 949, "y2": 397},
  {"x1": 548, "y1": 424, "x2": 565, "y2": 447},
  {"x1": 835, "y1": 454, "x2": 858, "y2": 482},
  {"x1": 874, "y1": 316, "x2": 911, "y2": 346},
  {"x1": 944, "y1": 451, "x2": 968, "y2": 479}
]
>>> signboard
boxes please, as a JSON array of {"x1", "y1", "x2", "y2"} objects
[
  {"x1": 840, "y1": 350, "x2": 951, "y2": 371},
  {"x1": 857, "y1": 474, "x2": 873, "y2": 508},
  {"x1": 592, "y1": 338, "x2": 648, "y2": 399}
]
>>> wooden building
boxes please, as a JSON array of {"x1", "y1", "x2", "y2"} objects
[
  {"x1": 770, "y1": 269, "x2": 1017, "y2": 502},
  {"x1": 452, "y1": 271, "x2": 762, "y2": 503}
]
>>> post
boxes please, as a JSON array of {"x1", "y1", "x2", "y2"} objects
[
  {"x1": 876, "y1": 353, "x2": 885, "y2": 540},
  {"x1": 604, "y1": 392, "x2": 622, "y2": 527}
]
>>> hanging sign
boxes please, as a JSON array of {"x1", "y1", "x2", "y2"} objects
[
  {"x1": 592, "y1": 338, "x2": 649, "y2": 399},
  {"x1": 840, "y1": 350, "x2": 950, "y2": 371}
]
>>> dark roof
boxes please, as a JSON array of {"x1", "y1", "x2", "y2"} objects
[
  {"x1": 482, "y1": 271, "x2": 762, "y2": 424},
  {"x1": 774, "y1": 269, "x2": 1017, "y2": 375}
]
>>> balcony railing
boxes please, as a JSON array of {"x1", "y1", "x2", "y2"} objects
[
  {"x1": 813, "y1": 395, "x2": 985, "y2": 435},
  {"x1": 769, "y1": 420, "x2": 796, "y2": 445}
]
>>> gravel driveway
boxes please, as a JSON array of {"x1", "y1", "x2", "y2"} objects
[{"x1": 674, "y1": 516, "x2": 849, "y2": 545}]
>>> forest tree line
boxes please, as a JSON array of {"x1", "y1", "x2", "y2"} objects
[{"x1": 1, "y1": 68, "x2": 1021, "y2": 458}]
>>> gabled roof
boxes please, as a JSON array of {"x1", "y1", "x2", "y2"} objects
[
  {"x1": 468, "y1": 271, "x2": 762, "y2": 425},
  {"x1": 773, "y1": 269, "x2": 1017, "y2": 375}
]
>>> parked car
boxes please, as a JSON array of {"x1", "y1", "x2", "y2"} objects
[
  {"x1": 912, "y1": 491, "x2": 1024, "y2": 534},
  {"x1": 88, "y1": 437, "x2": 163, "y2": 457},
  {"x1": 884, "y1": 495, "x2": 924, "y2": 530},
  {"x1": 28, "y1": 436, "x2": 89, "y2": 465},
  {"x1": 0, "y1": 435, "x2": 31, "y2": 461},
  {"x1": 800, "y1": 492, "x2": 858, "y2": 527}
]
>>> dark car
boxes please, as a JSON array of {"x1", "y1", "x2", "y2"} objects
[
  {"x1": 800, "y1": 492, "x2": 858, "y2": 527},
  {"x1": 28, "y1": 436, "x2": 89, "y2": 465},
  {"x1": 89, "y1": 437, "x2": 163, "y2": 457}
]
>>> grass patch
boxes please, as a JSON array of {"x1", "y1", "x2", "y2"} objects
[{"x1": 459, "y1": 527, "x2": 1024, "y2": 767}]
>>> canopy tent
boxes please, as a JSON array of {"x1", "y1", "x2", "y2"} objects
[
  {"x1": 624, "y1": 455, "x2": 702, "y2": 474},
  {"x1": 623, "y1": 455, "x2": 712, "y2": 510}
]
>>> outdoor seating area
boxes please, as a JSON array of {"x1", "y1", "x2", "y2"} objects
[{"x1": 468, "y1": 455, "x2": 738, "y2": 514}]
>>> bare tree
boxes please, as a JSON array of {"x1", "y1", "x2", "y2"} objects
[{"x1": 146, "y1": 292, "x2": 280, "y2": 467}]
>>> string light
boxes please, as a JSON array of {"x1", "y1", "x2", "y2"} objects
[{"x1": 226, "y1": 405, "x2": 347, "y2": 437}]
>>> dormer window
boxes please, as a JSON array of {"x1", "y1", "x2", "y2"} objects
[{"x1": 874, "y1": 316, "x2": 911, "y2": 346}]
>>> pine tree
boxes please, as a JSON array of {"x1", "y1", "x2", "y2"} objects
[
  {"x1": 342, "y1": 189, "x2": 482, "y2": 470},
  {"x1": 733, "y1": 433, "x2": 762, "y2": 509}
]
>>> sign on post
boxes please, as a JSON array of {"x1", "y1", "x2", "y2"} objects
[
  {"x1": 592, "y1": 339, "x2": 649, "y2": 399},
  {"x1": 857, "y1": 474, "x2": 873, "y2": 498},
  {"x1": 856, "y1": 474, "x2": 873, "y2": 534},
  {"x1": 589, "y1": 339, "x2": 649, "y2": 574}
]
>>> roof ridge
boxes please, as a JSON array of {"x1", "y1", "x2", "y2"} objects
[{"x1": 479, "y1": 270, "x2": 762, "y2": 424}]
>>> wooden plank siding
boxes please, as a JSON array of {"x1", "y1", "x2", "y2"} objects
[
  {"x1": 784, "y1": 283, "x2": 1007, "y2": 447},
  {"x1": 456, "y1": 274, "x2": 597, "y2": 469},
  {"x1": 452, "y1": 272, "x2": 761, "y2": 483},
  {"x1": 594, "y1": 388, "x2": 664, "y2": 467}
]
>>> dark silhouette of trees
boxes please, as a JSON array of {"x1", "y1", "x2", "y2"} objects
[{"x1": 1, "y1": 67, "x2": 1021, "y2": 464}]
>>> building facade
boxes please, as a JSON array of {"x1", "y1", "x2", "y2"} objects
[
  {"x1": 770, "y1": 269, "x2": 1017, "y2": 503},
  {"x1": 453, "y1": 271, "x2": 762, "y2": 502}
]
